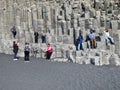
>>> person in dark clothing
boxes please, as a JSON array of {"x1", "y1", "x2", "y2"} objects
[
  {"x1": 85, "y1": 34, "x2": 91, "y2": 48},
  {"x1": 24, "y1": 42, "x2": 30, "y2": 62},
  {"x1": 11, "y1": 26, "x2": 17, "y2": 38},
  {"x1": 77, "y1": 33, "x2": 84, "y2": 50},
  {"x1": 41, "y1": 34, "x2": 46, "y2": 43},
  {"x1": 93, "y1": 0, "x2": 96, "y2": 8},
  {"x1": 34, "y1": 31, "x2": 39, "y2": 43},
  {"x1": 45, "y1": 44, "x2": 53, "y2": 60},
  {"x1": 13, "y1": 41, "x2": 18, "y2": 60},
  {"x1": 81, "y1": 2, "x2": 85, "y2": 12}
]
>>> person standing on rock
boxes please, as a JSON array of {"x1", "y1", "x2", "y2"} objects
[
  {"x1": 24, "y1": 42, "x2": 30, "y2": 62},
  {"x1": 45, "y1": 43, "x2": 53, "y2": 60},
  {"x1": 41, "y1": 34, "x2": 46, "y2": 43},
  {"x1": 11, "y1": 26, "x2": 17, "y2": 38},
  {"x1": 77, "y1": 33, "x2": 84, "y2": 50},
  {"x1": 13, "y1": 41, "x2": 19, "y2": 60},
  {"x1": 34, "y1": 31, "x2": 39, "y2": 43}
]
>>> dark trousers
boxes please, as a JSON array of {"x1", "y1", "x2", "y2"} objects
[
  {"x1": 46, "y1": 51, "x2": 52, "y2": 59},
  {"x1": 14, "y1": 52, "x2": 18, "y2": 59},
  {"x1": 13, "y1": 33, "x2": 16, "y2": 38},
  {"x1": 24, "y1": 51, "x2": 30, "y2": 61},
  {"x1": 42, "y1": 37, "x2": 46, "y2": 43},
  {"x1": 35, "y1": 37, "x2": 38, "y2": 43}
]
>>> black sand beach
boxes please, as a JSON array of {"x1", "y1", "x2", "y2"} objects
[{"x1": 0, "y1": 53, "x2": 120, "y2": 90}]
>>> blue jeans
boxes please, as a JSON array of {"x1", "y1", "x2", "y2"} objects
[
  {"x1": 14, "y1": 52, "x2": 17, "y2": 59},
  {"x1": 78, "y1": 43, "x2": 84, "y2": 50},
  {"x1": 105, "y1": 36, "x2": 114, "y2": 46}
]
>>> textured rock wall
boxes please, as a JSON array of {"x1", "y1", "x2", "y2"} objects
[{"x1": 0, "y1": 0, "x2": 120, "y2": 65}]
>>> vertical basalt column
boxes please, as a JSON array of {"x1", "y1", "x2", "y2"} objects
[
  {"x1": 31, "y1": 5, "x2": 37, "y2": 31},
  {"x1": 113, "y1": 31, "x2": 120, "y2": 56},
  {"x1": 66, "y1": 21, "x2": 71, "y2": 35},
  {"x1": 57, "y1": 21, "x2": 62, "y2": 35},
  {"x1": 42, "y1": 5, "x2": 47, "y2": 33},
  {"x1": 0, "y1": 10, "x2": 4, "y2": 39},
  {"x1": 8, "y1": 6, "x2": 14, "y2": 27},
  {"x1": 37, "y1": 6, "x2": 42, "y2": 19},
  {"x1": 96, "y1": 11, "x2": 101, "y2": 29},
  {"x1": 61, "y1": 20, "x2": 67, "y2": 35},
  {"x1": 45, "y1": 5, "x2": 52, "y2": 33},
  {"x1": 51, "y1": 7, "x2": 57, "y2": 34},
  {"x1": 100, "y1": 11, "x2": 106, "y2": 27},
  {"x1": 16, "y1": 16, "x2": 21, "y2": 39}
]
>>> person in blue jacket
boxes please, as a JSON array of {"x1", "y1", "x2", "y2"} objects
[{"x1": 77, "y1": 33, "x2": 84, "y2": 50}]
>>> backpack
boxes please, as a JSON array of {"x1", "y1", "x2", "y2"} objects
[
  {"x1": 11, "y1": 27, "x2": 16, "y2": 33},
  {"x1": 85, "y1": 35, "x2": 90, "y2": 42},
  {"x1": 95, "y1": 36, "x2": 101, "y2": 42},
  {"x1": 24, "y1": 45, "x2": 30, "y2": 51}
]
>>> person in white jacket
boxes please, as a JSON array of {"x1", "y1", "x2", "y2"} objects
[{"x1": 104, "y1": 29, "x2": 114, "y2": 46}]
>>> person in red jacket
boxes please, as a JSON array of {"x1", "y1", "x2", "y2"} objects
[{"x1": 45, "y1": 43, "x2": 53, "y2": 60}]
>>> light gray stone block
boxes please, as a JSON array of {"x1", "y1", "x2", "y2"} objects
[
  {"x1": 0, "y1": 0, "x2": 120, "y2": 66},
  {"x1": 109, "y1": 54, "x2": 120, "y2": 66}
]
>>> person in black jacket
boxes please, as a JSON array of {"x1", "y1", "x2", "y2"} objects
[
  {"x1": 13, "y1": 41, "x2": 19, "y2": 60},
  {"x1": 34, "y1": 31, "x2": 39, "y2": 43},
  {"x1": 11, "y1": 26, "x2": 17, "y2": 38}
]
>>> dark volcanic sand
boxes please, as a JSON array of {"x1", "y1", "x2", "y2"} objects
[{"x1": 0, "y1": 53, "x2": 120, "y2": 90}]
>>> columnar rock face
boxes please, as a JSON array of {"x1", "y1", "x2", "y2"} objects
[{"x1": 0, "y1": 0, "x2": 120, "y2": 65}]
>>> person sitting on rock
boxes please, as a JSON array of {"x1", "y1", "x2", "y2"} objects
[
  {"x1": 45, "y1": 43, "x2": 53, "y2": 60},
  {"x1": 33, "y1": 42, "x2": 40, "y2": 57},
  {"x1": 104, "y1": 28, "x2": 114, "y2": 46},
  {"x1": 88, "y1": 30, "x2": 97, "y2": 49}
]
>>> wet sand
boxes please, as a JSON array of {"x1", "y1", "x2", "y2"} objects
[{"x1": 0, "y1": 53, "x2": 120, "y2": 90}]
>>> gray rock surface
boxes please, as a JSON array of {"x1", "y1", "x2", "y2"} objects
[{"x1": 0, "y1": 0, "x2": 120, "y2": 65}]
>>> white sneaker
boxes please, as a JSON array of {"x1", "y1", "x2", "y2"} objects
[
  {"x1": 13, "y1": 58, "x2": 18, "y2": 60},
  {"x1": 24, "y1": 61, "x2": 30, "y2": 62}
]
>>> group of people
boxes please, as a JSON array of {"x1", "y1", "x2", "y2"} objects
[
  {"x1": 34, "y1": 31, "x2": 46, "y2": 43},
  {"x1": 11, "y1": 26, "x2": 52, "y2": 62},
  {"x1": 76, "y1": 30, "x2": 97, "y2": 51},
  {"x1": 13, "y1": 41, "x2": 53, "y2": 62},
  {"x1": 12, "y1": 26, "x2": 114, "y2": 61},
  {"x1": 11, "y1": 26, "x2": 46, "y2": 43},
  {"x1": 77, "y1": 28, "x2": 115, "y2": 51},
  {"x1": 13, "y1": 41, "x2": 30, "y2": 61}
]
